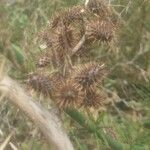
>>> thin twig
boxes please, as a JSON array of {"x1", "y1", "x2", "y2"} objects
[{"x1": 72, "y1": 35, "x2": 86, "y2": 56}]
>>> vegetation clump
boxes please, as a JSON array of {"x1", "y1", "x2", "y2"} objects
[{"x1": 29, "y1": 0, "x2": 116, "y2": 109}]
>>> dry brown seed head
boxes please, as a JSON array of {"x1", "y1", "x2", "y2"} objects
[
  {"x1": 72, "y1": 62, "x2": 107, "y2": 89},
  {"x1": 86, "y1": 0, "x2": 111, "y2": 18},
  {"x1": 52, "y1": 25, "x2": 78, "y2": 54},
  {"x1": 28, "y1": 74, "x2": 53, "y2": 97},
  {"x1": 66, "y1": 6, "x2": 84, "y2": 23},
  {"x1": 82, "y1": 88, "x2": 104, "y2": 108},
  {"x1": 55, "y1": 80, "x2": 83, "y2": 108},
  {"x1": 86, "y1": 20, "x2": 115, "y2": 42},
  {"x1": 51, "y1": 6, "x2": 84, "y2": 28}
]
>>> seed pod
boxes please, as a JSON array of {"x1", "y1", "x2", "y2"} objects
[
  {"x1": 85, "y1": 0, "x2": 111, "y2": 18},
  {"x1": 86, "y1": 20, "x2": 115, "y2": 42},
  {"x1": 51, "y1": 6, "x2": 84, "y2": 28},
  {"x1": 72, "y1": 62, "x2": 107, "y2": 89},
  {"x1": 82, "y1": 88, "x2": 104, "y2": 108},
  {"x1": 66, "y1": 6, "x2": 84, "y2": 23},
  {"x1": 55, "y1": 80, "x2": 83, "y2": 108},
  {"x1": 52, "y1": 25, "x2": 78, "y2": 55},
  {"x1": 28, "y1": 74, "x2": 53, "y2": 98}
]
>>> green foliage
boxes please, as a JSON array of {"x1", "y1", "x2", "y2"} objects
[{"x1": 0, "y1": 0, "x2": 149, "y2": 150}]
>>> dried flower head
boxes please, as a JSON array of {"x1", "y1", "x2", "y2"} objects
[
  {"x1": 72, "y1": 62, "x2": 107, "y2": 89},
  {"x1": 55, "y1": 80, "x2": 83, "y2": 108},
  {"x1": 28, "y1": 74, "x2": 53, "y2": 97},
  {"x1": 51, "y1": 6, "x2": 84, "y2": 28},
  {"x1": 86, "y1": 20, "x2": 115, "y2": 42},
  {"x1": 66, "y1": 6, "x2": 84, "y2": 23},
  {"x1": 52, "y1": 25, "x2": 78, "y2": 54},
  {"x1": 86, "y1": 0, "x2": 110, "y2": 18},
  {"x1": 82, "y1": 88, "x2": 104, "y2": 108}
]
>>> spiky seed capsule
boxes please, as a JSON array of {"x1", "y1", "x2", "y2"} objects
[
  {"x1": 82, "y1": 88, "x2": 104, "y2": 108},
  {"x1": 66, "y1": 6, "x2": 84, "y2": 23},
  {"x1": 55, "y1": 80, "x2": 83, "y2": 108},
  {"x1": 86, "y1": 20, "x2": 115, "y2": 42},
  {"x1": 72, "y1": 62, "x2": 107, "y2": 89},
  {"x1": 52, "y1": 25, "x2": 78, "y2": 54},
  {"x1": 51, "y1": 6, "x2": 84, "y2": 28},
  {"x1": 28, "y1": 74, "x2": 53, "y2": 97},
  {"x1": 86, "y1": 0, "x2": 110, "y2": 18}
]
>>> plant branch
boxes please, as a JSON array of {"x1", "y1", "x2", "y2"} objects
[{"x1": 72, "y1": 35, "x2": 86, "y2": 56}]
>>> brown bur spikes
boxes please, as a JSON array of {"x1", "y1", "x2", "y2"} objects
[
  {"x1": 28, "y1": 74, "x2": 53, "y2": 97},
  {"x1": 51, "y1": 6, "x2": 84, "y2": 28},
  {"x1": 85, "y1": 0, "x2": 111, "y2": 18},
  {"x1": 86, "y1": 20, "x2": 115, "y2": 42},
  {"x1": 51, "y1": 25, "x2": 79, "y2": 67},
  {"x1": 28, "y1": 1, "x2": 118, "y2": 109},
  {"x1": 52, "y1": 25, "x2": 78, "y2": 54},
  {"x1": 54, "y1": 80, "x2": 83, "y2": 108},
  {"x1": 72, "y1": 62, "x2": 107, "y2": 89},
  {"x1": 82, "y1": 88, "x2": 105, "y2": 108}
]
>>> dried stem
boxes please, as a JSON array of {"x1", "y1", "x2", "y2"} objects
[
  {"x1": 0, "y1": 76, "x2": 74, "y2": 150},
  {"x1": 72, "y1": 35, "x2": 86, "y2": 56}
]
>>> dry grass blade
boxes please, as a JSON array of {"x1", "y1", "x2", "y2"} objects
[
  {"x1": 0, "y1": 132, "x2": 13, "y2": 150},
  {"x1": 72, "y1": 35, "x2": 86, "y2": 55},
  {"x1": 0, "y1": 92, "x2": 7, "y2": 103},
  {"x1": 0, "y1": 57, "x2": 6, "y2": 81},
  {"x1": 0, "y1": 57, "x2": 7, "y2": 103},
  {"x1": 9, "y1": 142, "x2": 18, "y2": 150}
]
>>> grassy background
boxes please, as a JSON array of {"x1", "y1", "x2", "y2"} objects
[{"x1": 0, "y1": 0, "x2": 150, "y2": 149}]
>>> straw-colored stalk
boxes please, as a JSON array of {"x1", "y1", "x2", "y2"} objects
[{"x1": 0, "y1": 76, "x2": 74, "y2": 150}]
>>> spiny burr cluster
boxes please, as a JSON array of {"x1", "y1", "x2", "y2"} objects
[
  {"x1": 28, "y1": 74, "x2": 53, "y2": 97},
  {"x1": 28, "y1": 0, "x2": 118, "y2": 109},
  {"x1": 86, "y1": 20, "x2": 115, "y2": 42}
]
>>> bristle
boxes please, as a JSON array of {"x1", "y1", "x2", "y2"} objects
[
  {"x1": 81, "y1": 88, "x2": 105, "y2": 108},
  {"x1": 55, "y1": 80, "x2": 83, "y2": 108},
  {"x1": 85, "y1": 20, "x2": 115, "y2": 42},
  {"x1": 28, "y1": 74, "x2": 53, "y2": 97},
  {"x1": 72, "y1": 62, "x2": 107, "y2": 89}
]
